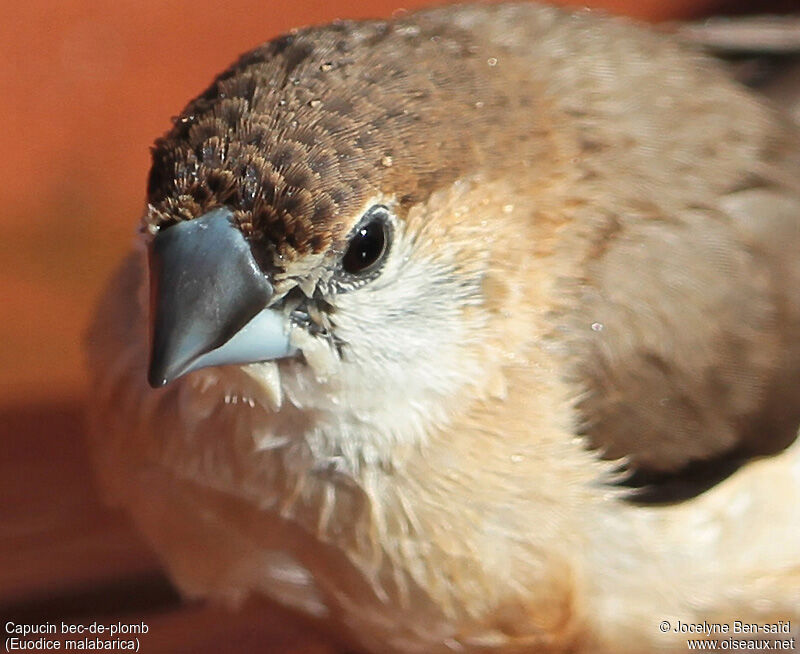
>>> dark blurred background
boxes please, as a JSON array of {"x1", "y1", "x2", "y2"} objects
[{"x1": 0, "y1": 1, "x2": 795, "y2": 652}]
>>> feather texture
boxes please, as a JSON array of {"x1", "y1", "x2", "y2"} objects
[{"x1": 87, "y1": 4, "x2": 800, "y2": 652}]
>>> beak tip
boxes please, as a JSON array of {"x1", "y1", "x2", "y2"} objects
[
  {"x1": 147, "y1": 367, "x2": 170, "y2": 389},
  {"x1": 147, "y1": 351, "x2": 175, "y2": 388}
]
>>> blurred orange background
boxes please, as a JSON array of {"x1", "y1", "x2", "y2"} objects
[{"x1": 0, "y1": 0, "x2": 722, "y2": 406}]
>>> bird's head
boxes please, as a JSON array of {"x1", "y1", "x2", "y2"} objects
[{"x1": 142, "y1": 15, "x2": 563, "y2": 462}]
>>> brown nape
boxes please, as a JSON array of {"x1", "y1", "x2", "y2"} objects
[{"x1": 144, "y1": 14, "x2": 550, "y2": 267}]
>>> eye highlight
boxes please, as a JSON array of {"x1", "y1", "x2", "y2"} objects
[{"x1": 342, "y1": 205, "x2": 391, "y2": 275}]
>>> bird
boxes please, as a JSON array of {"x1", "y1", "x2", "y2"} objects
[{"x1": 85, "y1": 3, "x2": 800, "y2": 652}]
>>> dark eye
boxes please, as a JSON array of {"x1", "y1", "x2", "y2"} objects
[{"x1": 342, "y1": 206, "x2": 391, "y2": 275}]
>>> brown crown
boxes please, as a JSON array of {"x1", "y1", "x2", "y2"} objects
[{"x1": 144, "y1": 6, "x2": 555, "y2": 264}]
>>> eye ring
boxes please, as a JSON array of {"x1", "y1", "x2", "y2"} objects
[{"x1": 341, "y1": 205, "x2": 392, "y2": 275}]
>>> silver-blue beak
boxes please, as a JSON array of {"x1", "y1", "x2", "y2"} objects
[{"x1": 147, "y1": 207, "x2": 295, "y2": 388}]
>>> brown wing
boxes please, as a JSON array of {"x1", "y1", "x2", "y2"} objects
[{"x1": 576, "y1": 160, "x2": 800, "y2": 503}]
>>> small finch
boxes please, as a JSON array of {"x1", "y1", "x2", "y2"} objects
[{"x1": 87, "y1": 4, "x2": 800, "y2": 652}]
